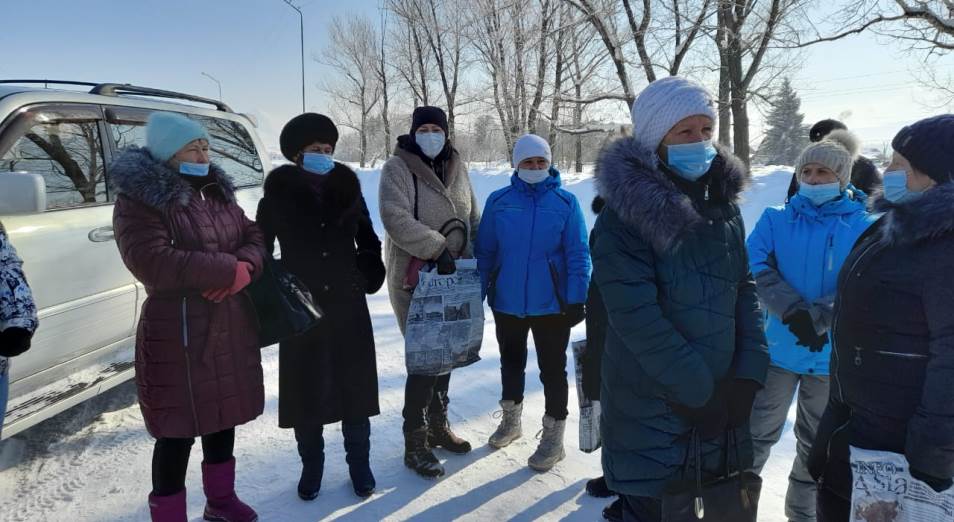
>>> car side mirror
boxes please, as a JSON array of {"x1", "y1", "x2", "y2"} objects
[{"x1": 0, "y1": 172, "x2": 46, "y2": 214}]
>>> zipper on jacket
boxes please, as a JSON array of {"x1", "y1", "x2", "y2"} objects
[
  {"x1": 524, "y1": 195, "x2": 537, "y2": 315},
  {"x1": 181, "y1": 297, "x2": 201, "y2": 434},
  {"x1": 704, "y1": 182, "x2": 710, "y2": 201},
  {"x1": 831, "y1": 238, "x2": 879, "y2": 403},
  {"x1": 873, "y1": 350, "x2": 929, "y2": 360},
  {"x1": 826, "y1": 235, "x2": 834, "y2": 272},
  {"x1": 853, "y1": 346, "x2": 863, "y2": 366}
]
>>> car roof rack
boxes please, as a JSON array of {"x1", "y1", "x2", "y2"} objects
[
  {"x1": 91, "y1": 83, "x2": 233, "y2": 113},
  {"x1": 0, "y1": 79, "x2": 233, "y2": 113}
]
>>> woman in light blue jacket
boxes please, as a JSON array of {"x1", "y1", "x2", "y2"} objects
[
  {"x1": 746, "y1": 130, "x2": 875, "y2": 521},
  {"x1": 475, "y1": 133, "x2": 591, "y2": 472}
]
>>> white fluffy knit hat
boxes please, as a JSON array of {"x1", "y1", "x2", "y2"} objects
[
  {"x1": 512, "y1": 134, "x2": 552, "y2": 167},
  {"x1": 630, "y1": 76, "x2": 717, "y2": 151}
]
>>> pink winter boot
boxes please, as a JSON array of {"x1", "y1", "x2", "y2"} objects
[
  {"x1": 148, "y1": 489, "x2": 187, "y2": 522},
  {"x1": 201, "y1": 458, "x2": 258, "y2": 522}
]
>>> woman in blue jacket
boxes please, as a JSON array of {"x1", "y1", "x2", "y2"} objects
[
  {"x1": 746, "y1": 130, "x2": 874, "y2": 521},
  {"x1": 476, "y1": 133, "x2": 591, "y2": 472}
]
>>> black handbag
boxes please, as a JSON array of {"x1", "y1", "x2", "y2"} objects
[
  {"x1": 662, "y1": 429, "x2": 763, "y2": 521},
  {"x1": 245, "y1": 257, "x2": 323, "y2": 348}
]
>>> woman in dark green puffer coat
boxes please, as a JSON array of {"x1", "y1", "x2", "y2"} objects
[{"x1": 591, "y1": 76, "x2": 769, "y2": 520}]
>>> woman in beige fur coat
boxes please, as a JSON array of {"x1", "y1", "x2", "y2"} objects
[{"x1": 378, "y1": 106, "x2": 480, "y2": 479}]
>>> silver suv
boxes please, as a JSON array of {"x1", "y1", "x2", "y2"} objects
[{"x1": 0, "y1": 81, "x2": 269, "y2": 438}]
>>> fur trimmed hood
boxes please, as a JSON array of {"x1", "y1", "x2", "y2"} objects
[
  {"x1": 594, "y1": 137, "x2": 749, "y2": 254},
  {"x1": 109, "y1": 146, "x2": 236, "y2": 209},
  {"x1": 875, "y1": 181, "x2": 954, "y2": 246}
]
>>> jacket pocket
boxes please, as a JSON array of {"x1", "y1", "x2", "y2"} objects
[
  {"x1": 487, "y1": 267, "x2": 501, "y2": 308},
  {"x1": 548, "y1": 259, "x2": 566, "y2": 313}
]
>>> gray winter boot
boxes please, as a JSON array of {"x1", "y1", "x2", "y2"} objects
[
  {"x1": 528, "y1": 415, "x2": 566, "y2": 472},
  {"x1": 488, "y1": 400, "x2": 523, "y2": 449}
]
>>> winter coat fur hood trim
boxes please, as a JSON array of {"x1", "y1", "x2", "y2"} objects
[
  {"x1": 595, "y1": 137, "x2": 749, "y2": 254},
  {"x1": 876, "y1": 181, "x2": 954, "y2": 246},
  {"x1": 109, "y1": 146, "x2": 236, "y2": 209}
]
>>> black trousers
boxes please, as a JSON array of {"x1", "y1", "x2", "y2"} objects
[
  {"x1": 494, "y1": 311, "x2": 570, "y2": 420},
  {"x1": 816, "y1": 486, "x2": 851, "y2": 522},
  {"x1": 621, "y1": 495, "x2": 662, "y2": 522},
  {"x1": 151, "y1": 428, "x2": 234, "y2": 496},
  {"x1": 402, "y1": 372, "x2": 450, "y2": 432}
]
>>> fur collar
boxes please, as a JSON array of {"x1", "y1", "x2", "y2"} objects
[
  {"x1": 109, "y1": 146, "x2": 236, "y2": 209},
  {"x1": 595, "y1": 137, "x2": 749, "y2": 254},
  {"x1": 264, "y1": 162, "x2": 362, "y2": 221},
  {"x1": 875, "y1": 182, "x2": 954, "y2": 246}
]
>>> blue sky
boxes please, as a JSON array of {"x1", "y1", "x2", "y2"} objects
[{"x1": 2, "y1": 0, "x2": 949, "y2": 152}]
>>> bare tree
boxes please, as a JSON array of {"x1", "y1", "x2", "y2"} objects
[
  {"x1": 318, "y1": 15, "x2": 382, "y2": 167},
  {"x1": 388, "y1": 0, "x2": 434, "y2": 106},
  {"x1": 715, "y1": 0, "x2": 806, "y2": 165},
  {"x1": 376, "y1": 7, "x2": 394, "y2": 158}
]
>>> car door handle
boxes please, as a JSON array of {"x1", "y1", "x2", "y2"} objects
[{"x1": 88, "y1": 226, "x2": 115, "y2": 242}]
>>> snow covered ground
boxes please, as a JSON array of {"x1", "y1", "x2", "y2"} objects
[{"x1": 0, "y1": 163, "x2": 800, "y2": 521}]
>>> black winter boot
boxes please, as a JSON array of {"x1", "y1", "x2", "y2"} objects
[
  {"x1": 294, "y1": 424, "x2": 325, "y2": 501},
  {"x1": 342, "y1": 419, "x2": 376, "y2": 498},
  {"x1": 403, "y1": 427, "x2": 444, "y2": 478},
  {"x1": 586, "y1": 476, "x2": 615, "y2": 498},
  {"x1": 602, "y1": 498, "x2": 622, "y2": 522},
  {"x1": 427, "y1": 391, "x2": 472, "y2": 454}
]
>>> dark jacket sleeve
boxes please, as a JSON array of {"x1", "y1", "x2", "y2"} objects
[
  {"x1": 734, "y1": 269, "x2": 770, "y2": 384},
  {"x1": 592, "y1": 210, "x2": 715, "y2": 408},
  {"x1": 582, "y1": 279, "x2": 607, "y2": 401},
  {"x1": 355, "y1": 195, "x2": 386, "y2": 294},
  {"x1": 905, "y1": 251, "x2": 954, "y2": 478},
  {"x1": 255, "y1": 197, "x2": 277, "y2": 256},
  {"x1": 233, "y1": 209, "x2": 266, "y2": 281},
  {"x1": 113, "y1": 195, "x2": 236, "y2": 292}
]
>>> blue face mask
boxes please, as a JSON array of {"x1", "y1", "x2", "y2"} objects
[
  {"x1": 415, "y1": 132, "x2": 446, "y2": 159},
  {"x1": 302, "y1": 153, "x2": 335, "y2": 175},
  {"x1": 883, "y1": 170, "x2": 925, "y2": 203},
  {"x1": 798, "y1": 182, "x2": 842, "y2": 207},
  {"x1": 179, "y1": 162, "x2": 209, "y2": 177},
  {"x1": 666, "y1": 141, "x2": 717, "y2": 181},
  {"x1": 517, "y1": 168, "x2": 549, "y2": 184}
]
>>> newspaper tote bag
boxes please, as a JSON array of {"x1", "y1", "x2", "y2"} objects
[{"x1": 404, "y1": 259, "x2": 484, "y2": 376}]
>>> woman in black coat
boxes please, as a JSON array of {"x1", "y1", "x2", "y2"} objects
[
  {"x1": 809, "y1": 115, "x2": 954, "y2": 521},
  {"x1": 256, "y1": 113, "x2": 385, "y2": 501}
]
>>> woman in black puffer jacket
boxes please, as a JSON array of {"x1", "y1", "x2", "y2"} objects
[{"x1": 810, "y1": 114, "x2": 954, "y2": 521}]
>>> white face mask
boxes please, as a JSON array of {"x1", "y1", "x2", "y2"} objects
[
  {"x1": 517, "y1": 168, "x2": 549, "y2": 184},
  {"x1": 415, "y1": 132, "x2": 446, "y2": 159}
]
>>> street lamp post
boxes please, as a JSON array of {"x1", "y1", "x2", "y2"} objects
[
  {"x1": 282, "y1": 0, "x2": 306, "y2": 113},
  {"x1": 201, "y1": 72, "x2": 222, "y2": 101}
]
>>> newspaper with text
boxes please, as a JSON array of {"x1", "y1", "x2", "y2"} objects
[
  {"x1": 405, "y1": 259, "x2": 484, "y2": 376},
  {"x1": 850, "y1": 446, "x2": 954, "y2": 522}
]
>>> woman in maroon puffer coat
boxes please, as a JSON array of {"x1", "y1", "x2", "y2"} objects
[{"x1": 110, "y1": 112, "x2": 265, "y2": 522}]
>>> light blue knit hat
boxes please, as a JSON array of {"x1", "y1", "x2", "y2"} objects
[
  {"x1": 146, "y1": 112, "x2": 210, "y2": 162},
  {"x1": 630, "y1": 76, "x2": 717, "y2": 151}
]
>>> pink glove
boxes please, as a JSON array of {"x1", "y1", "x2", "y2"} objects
[
  {"x1": 202, "y1": 288, "x2": 230, "y2": 303},
  {"x1": 229, "y1": 261, "x2": 253, "y2": 295}
]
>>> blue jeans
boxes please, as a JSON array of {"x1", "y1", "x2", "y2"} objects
[{"x1": 0, "y1": 364, "x2": 9, "y2": 438}]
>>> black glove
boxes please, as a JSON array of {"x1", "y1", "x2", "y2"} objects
[
  {"x1": 911, "y1": 467, "x2": 954, "y2": 493},
  {"x1": 783, "y1": 309, "x2": 828, "y2": 352},
  {"x1": 670, "y1": 382, "x2": 728, "y2": 440},
  {"x1": 435, "y1": 249, "x2": 456, "y2": 275},
  {"x1": 563, "y1": 303, "x2": 586, "y2": 327},
  {"x1": 0, "y1": 327, "x2": 33, "y2": 357},
  {"x1": 726, "y1": 379, "x2": 761, "y2": 428},
  {"x1": 356, "y1": 250, "x2": 386, "y2": 294}
]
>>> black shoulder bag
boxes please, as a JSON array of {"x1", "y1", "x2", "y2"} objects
[
  {"x1": 662, "y1": 429, "x2": 763, "y2": 521},
  {"x1": 245, "y1": 257, "x2": 323, "y2": 348}
]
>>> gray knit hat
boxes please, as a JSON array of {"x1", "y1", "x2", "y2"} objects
[
  {"x1": 794, "y1": 129, "x2": 860, "y2": 189},
  {"x1": 630, "y1": 76, "x2": 717, "y2": 151}
]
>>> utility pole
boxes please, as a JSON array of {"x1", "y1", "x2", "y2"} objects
[
  {"x1": 200, "y1": 72, "x2": 222, "y2": 101},
  {"x1": 282, "y1": 0, "x2": 306, "y2": 113}
]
